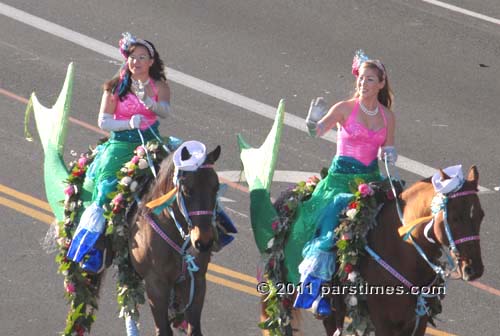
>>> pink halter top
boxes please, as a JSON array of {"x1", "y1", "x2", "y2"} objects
[
  {"x1": 337, "y1": 100, "x2": 387, "y2": 166},
  {"x1": 113, "y1": 79, "x2": 159, "y2": 130}
]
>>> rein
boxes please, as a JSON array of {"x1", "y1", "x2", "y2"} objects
[
  {"x1": 144, "y1": 154, "x2": 217, "y2": 316},
  {"x1": 382, "y1": 160, "x2": 480, "y2": 336}
]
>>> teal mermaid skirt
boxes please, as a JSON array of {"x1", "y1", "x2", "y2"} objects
[{"x1": 284, "y1": 156, "x2": 381, "y2": 284}]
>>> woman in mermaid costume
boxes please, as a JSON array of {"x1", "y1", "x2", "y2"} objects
[
  {"x1": 238, "y1": 51, "x2": 398, "y2": 321},
  {"x1": 292, "y1": 51, "x2": 398, "y2": 315},
  {"x1": 66, "y1": 32, "x2": 172, "y2": 273}
]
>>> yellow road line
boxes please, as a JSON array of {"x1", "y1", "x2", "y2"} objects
[
  {"x1": 0, "y1": 184, "x2": 53, "y2": 213},
  {"x1": 0, "y1": 184, "x2": 260, "y2": 285},
  {"x1": 0, "y1": 196, "x2": 55, "y2": 224},
  {"x1": 0, "y1": 187, "x2": 460, "y2": 336},
  {"x1": 206, "y1": 273, "x2": 258, "y2": 297},
  {"x1": 208, "y1": 263, "x2": 257, "y2": 285}
]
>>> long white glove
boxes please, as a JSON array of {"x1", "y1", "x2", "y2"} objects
[
  {"x1": 142, "y1": 96, "x2": 171, "y2": 119},
  {"x1": 306, "y1": 97, "x2": 328, "y2": 137},
  {"x1": 98, "y1": 113, "x2": 142, "y2": 131},
  {"x1": 131, "y1": 80, "x2": 170, "y2": 119},
  {"x1": 378, "y1": 146, "x2": 398, "y2": 164}
]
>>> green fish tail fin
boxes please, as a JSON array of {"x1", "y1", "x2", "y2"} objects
[
  {"x1": 27, "y1": 63, "x2": 75, "y2": 221},
  {"x1": 237, "y1": 99, "x2": 285, "y2": 253}
]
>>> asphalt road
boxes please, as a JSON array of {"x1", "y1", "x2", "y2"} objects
[{"x1": 0, "y1": 1, "x2": 499, "y2": 335}]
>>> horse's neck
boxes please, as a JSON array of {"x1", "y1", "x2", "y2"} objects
[
  {"x1": 400, "y1": 182, "x2": 442, "y2": 264},
  {"x1": 401, "y1": 181, "x2": 435, "y2": 222},
  {"x1": 368, "y1": 185, "x2": 440, "y2": 285}
]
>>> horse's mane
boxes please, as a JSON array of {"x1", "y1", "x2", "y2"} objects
[
  {"x1": 401, "y1": 177, "x2": 432, "y2": 200},
  {"x1": 141, "y1": 155, "x2": 176, "y2": 205}
]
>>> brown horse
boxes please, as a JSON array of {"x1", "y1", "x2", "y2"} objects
[
  {"x1": 323, "y1": 166, "x2": 484, "y2": 336},
  {"x1": 129, "y1": 145, "x2": 221, "y2": 336}
]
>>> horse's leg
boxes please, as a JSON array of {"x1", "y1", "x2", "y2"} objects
[
  {"x1": 400, "y1": 317, "x2": 428, "y2": 336},
  {"x1": 145, "y1": 277, "x2": 173, "y2": 336},
  {"x1": 184, "y1": 277, "x2": 205, "y2": 336}
]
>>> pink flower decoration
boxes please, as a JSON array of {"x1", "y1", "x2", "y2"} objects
[
  {"x1": 358, "y1": 183, "x2": 374, "y2": 197},
  {"x1": 269, "y1": 258, "x2": 275, "y2": 269},
  {"x1": 65, "y1": 282, "x2": 76, "y2": 294},
  {"x1": 179, "y1": 320, "x2": 188, "y2": 330},
  {"x1": 341, "y1": 232, "x2": 352, "y2": 240},
  {"x1": 113, "y1": 193, "x2": 124, "y2": 205},
  {"x1": 131, "y1": 155, "x2": 140, "y2": 164},
  {"x1": 306, "y1": 175, "x2": 320, "y2": 186},
  {"x1": 77, "y1": 156, "x2": 87, "y2": 168},
  {"x1": 135, "y1": 146, "x2": 146, "y2": 158},
  {"x1": 64, "y1": 185, "x2": 75, "y2": 196},
  {"x1": 271, "y1": 220, "x2": 279, "y2": 231}
]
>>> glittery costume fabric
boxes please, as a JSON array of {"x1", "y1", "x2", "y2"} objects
[
  {"x1": 82, "y1": 83, "x2": 160, "y2": 206},
  {"x1": 285, "y1": 101, "x2": 386, "y2": 284}
]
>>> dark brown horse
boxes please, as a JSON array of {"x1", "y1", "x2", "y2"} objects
[
  {"x1": 323, "y1": 166, "x2": 484, "y2": 336},
  {"x1": 129, "y1": 145, "x2": 221, "y2": 336}
]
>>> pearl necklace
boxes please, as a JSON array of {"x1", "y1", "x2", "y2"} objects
[
  {"x1": 131, "y1": 78, "x2": 150, "y2": 87},
  {"x1": 359, "y1": 101, "x2": 379, "y2": 116}
]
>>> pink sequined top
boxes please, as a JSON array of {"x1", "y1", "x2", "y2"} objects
[
  {"x1": 337, "y1": 100, "x2": 387, "y2": 166},
  {"x1": 113, "y1": 79, "x2": 158, "y2": 130}
]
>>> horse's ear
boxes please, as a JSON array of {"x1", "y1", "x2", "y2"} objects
[
  {"x1": 439, "y1": 169, "x2": 450, "y2": 181},
  {"x1": 206, "y1": 145, "x2": 221, "y2": 164},
  {"x1": 181, "y1": 146, "x2": 192, "y2": 161},
  {"x1": 466, "y1": 165, "x2": 479, "y2": 187}
]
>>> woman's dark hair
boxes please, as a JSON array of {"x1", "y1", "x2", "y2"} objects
[{"x1": 103, "y1": 40, "x2": 166, "y2": 100}]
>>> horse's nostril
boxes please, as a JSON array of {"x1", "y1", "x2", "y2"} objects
[{"x1": 464, "y1": 265, "x2": 474, "y2": 276}]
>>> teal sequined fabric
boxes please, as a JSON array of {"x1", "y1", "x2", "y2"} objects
[{"x1": 283, "y1": 155, "x2": 382, "y2": 283}]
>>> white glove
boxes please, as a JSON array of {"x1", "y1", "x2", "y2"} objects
[
  {"x1": 142, "y1": 96, "x2": 171, "y2": 119},
  {"x1": 129, "y1": 114, "x2": 142, "y2": 129},
  {"x1": 98, "y1": 113, "x2": 142, "y2": 131},
  {"x1": 306, "y1": 97, "x2": 328, "y2": 137},
  {"x1": 378, "y1": 146, "x2": 398, "y2": 164}
]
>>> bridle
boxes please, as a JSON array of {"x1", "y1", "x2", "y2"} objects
[
  {"x1": 144, "y1": 162, "x2": 218, "y2": 315},
  {"x1": 424, "y1": 189, "x2": 480, "y2": 270},
  {"x1": 173, "y1": 163, "x2": 216, "y2": 235}
]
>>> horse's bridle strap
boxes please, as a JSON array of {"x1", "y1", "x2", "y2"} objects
[
  {"x1": 188, "y1": 210, "x2": 214, "y2": 216},
  {"x1": 454, "y1": 235, "x2": 480, "y2": 245},
  {"x1": 448, "y1": 190, "x2": 477, "y2": 199}
]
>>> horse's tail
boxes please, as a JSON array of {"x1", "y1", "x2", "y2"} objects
[
  {"x1": 25, "y1": 63, "x2": 74, "y2": 221},
  {"x1": 237, "y1": 99, "x2": 285, "y2": 253}
]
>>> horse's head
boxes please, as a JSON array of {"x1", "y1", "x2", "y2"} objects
[
  {"x1": 176, "y1": 144, "x2": 221, "y2": 252},
  {"x1": 430, "y1": 166, "x2": 484, "y2": 281}
]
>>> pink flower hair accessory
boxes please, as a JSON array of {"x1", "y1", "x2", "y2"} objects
[
  {"x1": 119, "y1": 32, "x2": 155, "y2": 59},
  {"x1": 351, "y1": 49, "x2": 385, "y2": 78}
]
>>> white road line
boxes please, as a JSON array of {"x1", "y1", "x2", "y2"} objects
[
  {"x1": 422, "y1": 0, "x2": 500, "y2": 25},
  {"x1": 0, "y1": 2, "x2": 492, "y2": 192}
]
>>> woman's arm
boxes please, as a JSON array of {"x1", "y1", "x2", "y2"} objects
[
  {"x1": 142, "y1": 80, "x2": 171, "y2": 118},
  {"x1": 98, "y1": 91, "x2": 141, "y2": 131},
  {"x1": 383, "y1": 108, "x2": 395, "y2": 146},
  {"x1": 379, "y1": 108, "x2": 397, "y2": 163},
  {"x1": 316, "y1": 101, "x2": 347, "y2": 137}
]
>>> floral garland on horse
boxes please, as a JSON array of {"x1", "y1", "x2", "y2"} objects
[
  {"x1": 259, "y1": 172, "x2": 400, "y2": 335},
  {"x1": 55, "y1": 139, "x2": 169, "y2": 335}
]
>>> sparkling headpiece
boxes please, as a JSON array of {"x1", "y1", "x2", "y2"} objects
[
  {"x1": 118, "y1": 32, "x2": 155, "y2": 59},
  {"x1": 351, "y1": 49, "x2": 385, "y2": 78}
]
